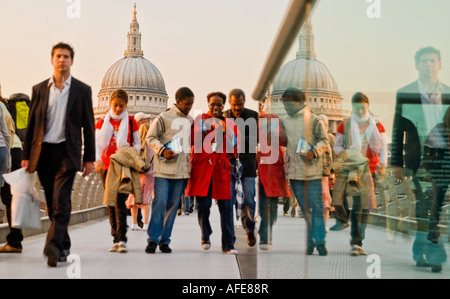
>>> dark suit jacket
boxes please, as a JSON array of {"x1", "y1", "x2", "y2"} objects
[
  {"x1": 391, "y1": 80, "x2": 450, "y2": 172},
  {"x1": 22, "y1": 77, "x2": 96, "y2": 173}
]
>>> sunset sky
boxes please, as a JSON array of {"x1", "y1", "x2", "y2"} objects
[{"x1": 1, "y1": 0, "x2": 449, "y2": 137}]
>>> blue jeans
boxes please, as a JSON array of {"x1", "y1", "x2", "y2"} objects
[
  {"x1": 197, "y1": 183, "x2": 235, "y2": 251},
  {"x1": 231, "y1": 176, "x2": 256, "y2": 234},
  {"x1": 258, "y1": 183, "x2": 278, "y2": 245},
  {"x1": 0, "y1": 146, "x2": 8, "y2": 187},
  {"x1": 148, "y1": 177, "x2": 188, "y2": 245},
  {"x1": 290, "y1": 179, "x2": 326, "y2": 247}
]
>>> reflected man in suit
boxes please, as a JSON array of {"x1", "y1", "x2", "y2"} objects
[
  {"x1": 392, "y1": 46, "x2": 450, "y2": 272},
  {"x1": 21, "y1": 42, "x2": 96, "y2": 267}
]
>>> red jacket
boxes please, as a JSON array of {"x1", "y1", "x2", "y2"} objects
[
  {"x1": 186, "y1": 113, "x2": 239, "y2": 200},
  {"x1": 257, "y1": 113, "x2": 291, "y2": 197}
]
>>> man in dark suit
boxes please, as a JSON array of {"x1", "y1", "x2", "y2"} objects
[
  {"x1": 391, "y1": 46, "x2": 450, "y2": 273},
  {"x1": 21, "y1": 42, "x2": 95, "y2": 267}
]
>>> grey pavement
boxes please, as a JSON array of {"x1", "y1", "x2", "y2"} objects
[{"x1": 0, "y1": 204, "x2": 449, "y2": 279}]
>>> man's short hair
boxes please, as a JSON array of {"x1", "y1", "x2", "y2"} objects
[
  {"x1": 229, "y1": 88, "x2": 246, "y2": 101},
  {"x1": 415, "y1": 46, "x2": 441, "y2": 65},
  {"x1": 175, "y1": 87, "x2": 194, "y2": 101},
  {"x1": 281, "y1": 87, "x2": 305, "y2": 102},
  {"x1": 110, "y1": 89, "x2": 129, "y2": 103},
  {"x1": 352, "y1": 92, "x2": 370, "y2": 104},
  {"x1": 51, "y1": 42, "x2": 75, "y2": 59},
  {"x1": 207, "y1": 91, "x2": 227, "y2": 104}
]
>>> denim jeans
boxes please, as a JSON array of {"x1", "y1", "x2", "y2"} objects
[
  {"x1": 258, "y1": 183, "x2": 278, "y2": 245},
  {"x1": 290, "y1": 179, "x2": 325, "y2": 247},
  {"x1": 0, "y1": 146, "x2": 8, "y2": 187},
  {"x1": 197, "y1": 184, "x2": 235, "y2": 251},
  {"x1": 148, "y1": 177, "x2": 188, "y2": 245}
]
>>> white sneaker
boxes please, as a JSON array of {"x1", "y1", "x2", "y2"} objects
[
  {"x1": 259, "y1": 244, "x2": 272, "y2": 251},
  {"x1": 131, "y1": 224, "x2": 141, "y2": 231},
  {"x1": 142, "y1": 224, "x2": 149, "y2": 231},
  {"x1": 202, "y1": 241, "x2": 211, "y2": 250},
  {"x1": 223, "y1": 248, "x2": 238, "y2": 255}
]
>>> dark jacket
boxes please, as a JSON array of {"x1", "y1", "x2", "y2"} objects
[
  {"x1": 391, "y1": 80, "x2": 450, "y2": 173},
  {"x1": 22, "y1": 77, "x2": 96, "y2": 173},
  {"x1": 223, "y1": 108, "x2": 258, "y2": 178}
]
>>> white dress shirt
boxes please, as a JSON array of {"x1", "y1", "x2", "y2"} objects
[{"x1": 44, "y1": 75, "x2": 72, "y2": 143}]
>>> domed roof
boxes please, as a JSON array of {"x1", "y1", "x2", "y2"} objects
[
  {"x1": 101, "y1": 57, "x2": 166, "y2": 93},
  {"x1": 272, "y1": 58, "x2": 340, "y2": 94},
  {"x1": 272, "y1": 19, "x2": 340, "y2": 96}
]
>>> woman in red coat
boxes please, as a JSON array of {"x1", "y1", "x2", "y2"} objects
[
  {"x1": 186, "y1": 91, "x2": 239, "y2": 254},
  {"x1": 257, "y1": 110, "x2": 291, "y2": 250}
]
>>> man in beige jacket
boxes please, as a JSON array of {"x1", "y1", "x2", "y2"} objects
[
  {"x1": 281, "y1": 87, "x2": 329, "y2": 256},
  {"x1": 145, "y1": 87, "x2": 194, "y2": 254}
]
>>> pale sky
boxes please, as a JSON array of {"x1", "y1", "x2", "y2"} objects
[{"x1": 1, "y1": 0, "x2": 450, "y2": 137}]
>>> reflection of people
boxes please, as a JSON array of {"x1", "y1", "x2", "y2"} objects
[
  {"x1": 186, "y1": 92, "x2": 238, "y2": 254},
  {"x1": 22, "y1": 43, "x2": 96, "y2": 267},
  {"x1": 223, "y1": 88, "x2": 259, "y2": 247},
  {"x1": 317, "y1": 114, "x2": 335, "y2": 230},
  {"x1": 333, "y1": 92, "x2": 387, "y2": 256},
  {"x1": 392, "y1": 47, "x2": 450, "y2": 272},
  {"x1": 257, "y1": 109, "x2": 290, "y2": 250},
  {"x1": 424, "y1": 108, "x2": 450, "y2": 246},
  {"x1": 281, "y1": 87, "x2": 329, "y2": 256}
]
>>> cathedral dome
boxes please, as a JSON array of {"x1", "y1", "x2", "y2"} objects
[
  {"x1": 100, "y1": 57, "x2": 166, "y2": 93},
  {"x1": 94, "y1": 4, "x2": 168, "y2": 120},
  {"x1": 269, "y1": 19, "x2": 349, "y2": 132},
  {"x1": 272, "y1": 58, "x2": 340, "y2": 96}
]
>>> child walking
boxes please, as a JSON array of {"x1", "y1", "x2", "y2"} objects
[{"x1": 95, "y1": 89, "x2": 141, "y2": 253}]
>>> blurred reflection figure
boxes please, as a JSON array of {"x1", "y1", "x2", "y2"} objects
[
  {"x1": 392, "y1": 47, "x2": 450, "y2": 272},
  {"x1": 257, "y1": 102, "x2": 291, "y2": 250},
  {"x1": 281, "y1": 88, "x2": 329, "y2": 256},
  {"x1": 317, "y1": 114, "x2": 335, "y2": 230},
  {"x1": 333, "y1": 92, "x2": 387, "y2": 256}
]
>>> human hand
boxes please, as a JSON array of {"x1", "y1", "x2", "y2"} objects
[
  {"x1": 392, "y1": 166, "x2": 403, "y2": 181},
  {"x1": 163, "y1": 149, "x2": 176, "y2": 160},
  {"x1": 82, "y1": 161, "x2": 94, "y2": 177},
  {"x1": 95, "y1": 160, "x2": 105, "y2": 174}
]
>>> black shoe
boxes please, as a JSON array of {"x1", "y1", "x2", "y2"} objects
[
  {"x1": 307, "y1": 245, "x2": 315, "y2": 255},
  {"x1": 247, "y1": 232, "x2": 256, "y2": 247},
  {"x1": 59, "y1": 249, "x2": 70, "y2": 262},
  {"x1": 330, "y1": 222, "x2": 349, "y2": 231},
  {"x1": 416, "y1": 261, "x2": 430, "y2": 267},
  {"x1": 431, "y1": 264, "x2": 442, "y2": 273},
  {"x1": 145, "y1": 241, "x2": 157, "y2": 254},
  {"x1": 316, "y1": 244, "x2": 328, "y2": 256},
  {"x1": 159, "y1": 244, "x2": 172, "y2": 253},
  {"x1": 43, "y1": 243, "x2": 60, "y2": 267}
]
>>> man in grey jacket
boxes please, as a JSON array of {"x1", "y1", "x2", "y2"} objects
[
  {"x1": 281, "y1": 87, "x2": 329, "y2": 256},
  {"x1": 145, "y1": 87, "x2": 194, "y2": 254}
]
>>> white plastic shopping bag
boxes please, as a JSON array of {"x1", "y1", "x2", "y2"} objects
[{"x1": 3, "y1": 168, "x2": 41, "y2": 229}]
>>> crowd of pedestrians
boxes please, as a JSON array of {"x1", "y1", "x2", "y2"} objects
[{"x1": 0, "y1": 43, "x2": 448, "y2": 274}]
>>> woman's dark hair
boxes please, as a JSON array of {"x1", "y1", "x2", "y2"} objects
[
  {"x1": 176, "y1": 87, "x2": 194, "y2": 101},
  {"x1": 207, "y1": 91, "x2": 226, "y2": 104}
]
